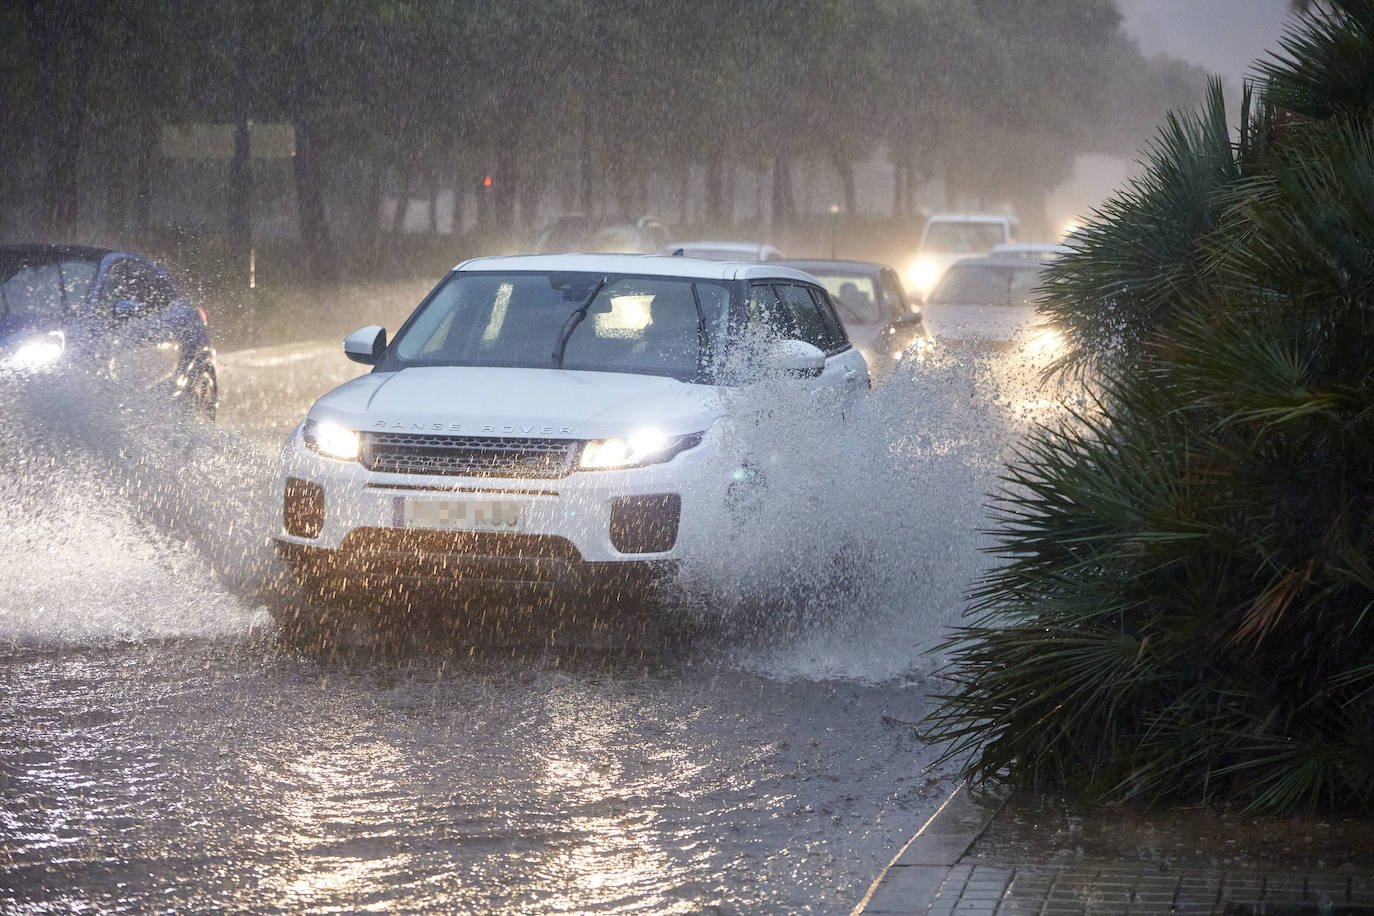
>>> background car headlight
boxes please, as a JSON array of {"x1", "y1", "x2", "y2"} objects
[
  {"x1": 303, "y1": 419, "x2": 361, "y2": 461},
  {"x1": 908, "y1": 259, "x2": 938, "y2": 296},
  {"x1": 1, "y1": 331, "x2": 65, "y2": 371},
  {"x1": 579, "y1": 429, "x2": 702, "y2": 470}
]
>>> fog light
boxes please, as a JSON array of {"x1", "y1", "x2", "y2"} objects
[
  {"x1": 609, "y1": 494, "x2": 681, "y2": 553},
  {"x1": 283, "y1": 477, "x2": 325, "y2": 538}
]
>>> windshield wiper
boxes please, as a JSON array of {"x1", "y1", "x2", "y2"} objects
[{"x1": 551, "y1": 276, "x2": 607, "y2": 369}]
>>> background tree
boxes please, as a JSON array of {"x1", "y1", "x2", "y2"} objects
[{"x1": 3, "y1": 0, "x2": 1207, "y2": 283}]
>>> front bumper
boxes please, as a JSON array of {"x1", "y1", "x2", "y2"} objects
[{"x1": 270, "y1": 424, "x2": 728, "y2": 585}]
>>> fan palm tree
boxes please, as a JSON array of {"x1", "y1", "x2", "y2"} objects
[{"x1": 923, "y1": 0, "x2": 1374, "y2": 814}]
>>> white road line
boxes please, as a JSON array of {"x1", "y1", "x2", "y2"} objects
[{"x1": 217, "y1": 340, "x2": 338, "y2": 370}]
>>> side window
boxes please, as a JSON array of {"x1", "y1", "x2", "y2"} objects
[
  {"x1": 879, "y1": 270, "x2": 910, "y2": 320},
  {"x1": 806, "y1": 286, "x2": 849, "y2": 351},
  {"x1": 100, "y1": 261, "x2": 171, "y2": 316},
  {"x1": 0, "y1": 263, "x2": 65, "y2": 321},
  {"x1": 99, "y1": 261, "x2": 138, "y2": 312},
  {"x1": 129, "y1": 263, "x2": 173, "y2": 312},
  {"x1": 776, "y1": 283, "x2": 838, "y2": 352},
  {"x1": 745, "y1": 282, "x2": 795, "y2": 338}
]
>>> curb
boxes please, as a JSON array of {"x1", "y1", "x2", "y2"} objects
[{"x1": 851, "y1": 782, "x2": 1007, "y2": 915}]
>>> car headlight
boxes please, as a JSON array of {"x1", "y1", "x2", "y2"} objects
[
  {"x1": 1, "y1": 331, "x2": 65, "y2": 371},
  {"x1": 303, "y1": 419, "x2": 361, "y2": 461},
  {"x1": 579, "y1": 429, "x2": 702, "y2": 470},
  {"x1": 908, "y1": 259, "x2": 939, "y2": 296}
]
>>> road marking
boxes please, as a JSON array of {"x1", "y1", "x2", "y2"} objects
[{"x1": 218, "y1": 340, "x2": 337, "y2": 369}]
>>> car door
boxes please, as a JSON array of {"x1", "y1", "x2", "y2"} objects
[
  {"x1": 99, "y1": 259, "x2": 182, "y2": 394},
  {"x1": 753, "y1": 281, "x2": 869, "y2": 409},
  {"x1": 878, "y1": 267, "x2": 925, "y2": 358},
  {"x1": 775, "y1": 282, "x2": 868, "y2": 395}
]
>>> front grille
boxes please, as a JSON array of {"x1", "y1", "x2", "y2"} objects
[{"x1": 364, "y1": 432, "x2": 577, "y2": 479}]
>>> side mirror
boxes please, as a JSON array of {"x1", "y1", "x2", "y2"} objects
[
  {"x1": 344, "y1": 325, "x2": 387, "y2": 365},
  {"x1": 113, "y1": 298, "x2": 141, "y2": 319},
  {"x1": 760, "y1": 339, "x2": 825, "y2": 378}
]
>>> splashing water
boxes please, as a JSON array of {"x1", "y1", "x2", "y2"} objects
[
  {"x1": 678, "y1": 346, "x2": 1049, "y2": 682},
  {"x1": 0, "y1": 372, "x2": 277, "y2": 643},
  {"x1": 0, "y1": 342, "x2": 1059, "y2": 678}
]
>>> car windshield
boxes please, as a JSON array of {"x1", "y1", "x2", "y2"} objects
[
  {"x1": 0, "y1": 254, "x2": 99, "y2": 326},
  {"x1": 810, "y1": 274, "x2": 880, "y2": 323},
  {"x1": 382, "y1": 271, "x2": 732, "y2": 382},
  {"x1": 921, "y1": 222, "x2": 1007, "y2": 254},
  {"x1": 929, "y1": 263, "x2": 1045, "y2": 306}
]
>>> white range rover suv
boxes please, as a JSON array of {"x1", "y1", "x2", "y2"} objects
[{"x1": 271, "y1": 253, "x2": 869, "y2": 598}]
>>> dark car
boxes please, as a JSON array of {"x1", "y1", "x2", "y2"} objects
[
  {"x1": 917, "y1": 255, "x2": 1067, "y2": 366},
  {"x1": 774, "y1": 259, "x2": 928, "y2": 374},
  {"x1": 0, "y1": 245, "x2": 218, "y2": 417}
]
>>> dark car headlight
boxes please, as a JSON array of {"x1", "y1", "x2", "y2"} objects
[{"x1": 1, "y1": 330, "x2": 65, "y2": 371}]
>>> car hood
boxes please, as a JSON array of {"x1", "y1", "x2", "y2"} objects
[
  {"x1": 920, "y1": 303, "x2": 1037, "y2": 342},
  {"x1": 307, "y1": 366, "x2": 725, "y2": 439}
]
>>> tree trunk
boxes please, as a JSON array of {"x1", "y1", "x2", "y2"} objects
[
  {"x1": 361, "y1": 156, "x2": 385, "y2": 269},
  {"x1": 292, "y1": 118, "x2": 335, "y2": 282},
  {"x1": 392, "y1": 160, "x2": 411, "y2": 235},
  {"x1": 428, "y1": 175, "x2": 439, "y2": 236},
  {"x1": 579, "y1": 100, "x2": 594, "y2": 214},
  {"x1": 833, "y1": 148, "x2": 857, "y2": 214},
  {"x1": 679, "y1": 162, "x2": 690, "y2": 225},
  {"x1": 450, "y1": 156, "x2": 467, "y2": 239},
  {"x1": 704, "y1": 154, "x2": 725, "y2": 228},
  {"x1": 893, "y1": 158, "x2": 905, "y2": 217},
  {"x1": 26, "y1": 0, "x2": 104, "y2": 238},
  {"x1": 131, "y1": 123, "x2": 155, "y2": 238},
  {"x1": 226, "y1": 117, "x2": 252, "y2": 287},
  {"x1": 771, "y1": 150, "x2": 795, "y2": 232},
  {"x1": 493, "y1": 103, "x2": 522, "y2": 237}
]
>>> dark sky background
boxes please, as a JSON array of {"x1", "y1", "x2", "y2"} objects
[{"x1": 1118, "y1": 0, "x2": 1295, "y2": 88}]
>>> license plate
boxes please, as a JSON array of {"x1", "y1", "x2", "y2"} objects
[{"x1": 399, "y1": 498, "x2": 523, "y2": 532}]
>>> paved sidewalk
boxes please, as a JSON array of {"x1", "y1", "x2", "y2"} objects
[{"x1": 855, "y1": 785, "x2": 1374, "y2": 915}]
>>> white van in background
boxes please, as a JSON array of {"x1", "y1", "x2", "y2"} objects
[{"x1": 908, "y1": 213, "x2": 1016, "y2": 300}]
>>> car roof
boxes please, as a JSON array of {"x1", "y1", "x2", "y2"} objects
[
  {"x1": 925, "y1": 213, "x2": 1016, "y2": 225},
  {"x1": 657, "y1": 240, "x2": 782, "y2": 258},
  {"x1": 945, "y1": 256, "x2": 1052, "y2": 270},
  {"x1": 453, "y1": 252, "x2": 816, "y2": 283},
  {"x1": 774, "y1": 259, "x2": 887, "y2": 275},
  {"x1": 668, "y1": 240, "x2": 772, "y2": 251},
  {"x1": 0, "y1": 244, "x2": 115, "y2": 264},
  {"x1": 991, "y1": 242, "x2": 1071, "y2": 256}
]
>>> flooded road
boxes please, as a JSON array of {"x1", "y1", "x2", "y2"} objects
[
  {"x1": 1, "y1": 637, "x2": 945, "y2": 913},
  {"x1": 0, "y1": 338, "x2": 1030, "y2": 913}
]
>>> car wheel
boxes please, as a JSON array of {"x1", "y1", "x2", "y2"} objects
[{"x1": 189, "y1": 364, "x2": 218, "y2": 421}]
